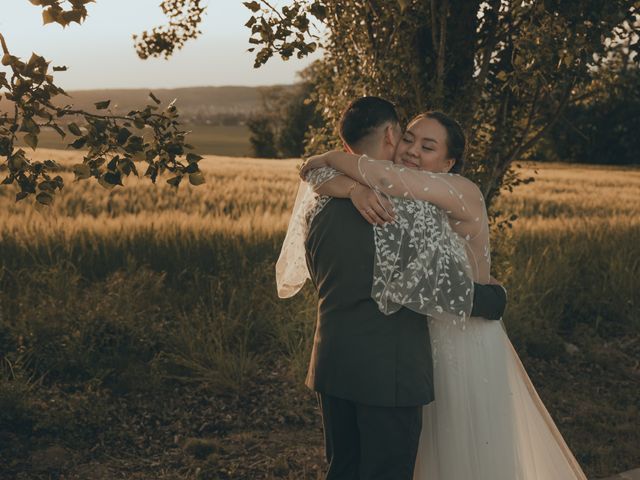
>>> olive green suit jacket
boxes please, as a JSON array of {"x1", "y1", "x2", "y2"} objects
[{"x1": 304, "y1": 198, "x2": 506, "y2": 407}]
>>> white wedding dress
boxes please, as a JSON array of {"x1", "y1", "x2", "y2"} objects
[
  {"x1": 276, "y1": 159, "x2": 587, "y2": 480},
  {"x1": 414, "y1": 315, "x2": 586, "y2": 479}
]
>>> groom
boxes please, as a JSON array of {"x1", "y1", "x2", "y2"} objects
[{"x1": 304, "y1": 97, "x2": 507, "y2": 479}]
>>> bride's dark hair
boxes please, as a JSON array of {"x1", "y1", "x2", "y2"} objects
[{"x1": 410, "y1": 111, "x2": 466, "y2": 174}]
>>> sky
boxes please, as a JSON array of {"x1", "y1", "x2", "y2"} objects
[{"x1": 0, "y1": 0, "x2": 323, "y2": 90}]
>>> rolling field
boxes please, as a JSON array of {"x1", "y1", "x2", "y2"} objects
[
  {"x1": 0, "y1": 149, "x2": 638, "y2": 479},
  {"x1": 18, "y1": 124, "x2": 253, "y2": 157}
]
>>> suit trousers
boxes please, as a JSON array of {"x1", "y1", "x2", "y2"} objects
[{"x1": 316, "y1": 392, "x2": 423, "y2": 480}]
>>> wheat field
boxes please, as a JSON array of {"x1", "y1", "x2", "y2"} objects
[
  {"x1": 1, "y1": 149, "x2": 639, "y2": 478},
  {"x1": 2, "y1": 149, "x2": 638, "y2": 368},
  {"x1": 3, "y1": 149, "x2": 639, "y2": 242}
]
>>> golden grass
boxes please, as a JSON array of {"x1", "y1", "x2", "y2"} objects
[
  {"x1": 2, "y1": 151, "x2": 638, "y2": 288},
  {"x1": 6, "y1": 150, "x2": 639, "y2": 228},
  {"x1": 1, "y1": 150, "x2": 638, "y2": 478},
  {"x1": 495, "y1": 162, "x2": 640, "y2": 222}
]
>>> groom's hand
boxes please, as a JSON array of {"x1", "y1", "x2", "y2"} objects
[{"x1": 350, "y1": 184, "x2": 395, "y2": 225}]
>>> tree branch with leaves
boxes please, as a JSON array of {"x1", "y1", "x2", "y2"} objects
[
  {"x1": 238, "y1": 0, "x2": 639, "y2": 215},
  {"x1": 0, "y1": 32, "x2": 204, "y2": 206}
]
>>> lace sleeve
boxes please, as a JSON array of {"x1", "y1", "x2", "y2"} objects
[
  {"x1": 304, "y1": 166, "x2": 344, "y2": 190},
  {"x1": 358, "y1": 155, "x2": 486, "y2": 241},
  {"x1": 357, "y1": 155, "x2": 492, "y2": 286},
  {"x1": 371, "y1": 197, "x2": 475, "y2": 326}
]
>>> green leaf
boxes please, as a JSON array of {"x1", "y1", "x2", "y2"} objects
[
  {"x1": 116, "y1": 128, "x2": 132, "y2": 145},
  {"x1": 9, "y1": 152, "x2": 27, "y2": 171},
  {"x1": 15, "y1": 191, "x2": 29, "y2": 202},
  {"x1": 24, "y1": 133, "x2": 38, "y2": 150},
  {"x1": 36, "y1": 192, "x2": 53, "y2": 206},
  {"x1": 44, "y1": 159, "x2": 61, "y2": 170},
  {"x1": 103, "y1": 171, "x2": 123, "y2": 186},
  {"x1": 20, "y1": 117, "x2": 39, "y2": 134},
  {"x1": 69, "y1": 138, "x2": 87, "y2": 149},
  {"x1": 94, "y1": 100, "x2": 111, "y2": 110},
  {"x1": 186, "y1": 153, "x2": 203, "y2": 163},
  {"x1": 189, "y1": 172, "x2": 205, "y2": 186},
  {"x1": 52, "y1": 124, "x2": 66, "y2": 138},
  {"x1": 145, "y1": 164, "x2": 158, "y2": 183},
  {"x1": 72, "y1": 163, "x2": 91, "y2": 180},
  {"x1": 68, "y1": 123, "x2": 82, "y2": 136},
  {"x1": 61, "y1": 8, "x2": 85, "y2": 25},
  {"x1": 27, "y1": 53, "x2": 44, "y2": 68},
  {"x1": 97, "y1": 176, "x2": 116, "y2": 189},
  {"x1": 185, "y1": 162, "x2": 199, "y2": 174},
  {"x1": 42, "y1": 7, "x2": 58, "y2": 25},
  {"x1": 166, "y1": 175, "x2": 182, "y2": 188},
  {"x1": 52, "y1": 175, "x2": 64, "y2": 190},
  {"x1": 38, "y1": 180, "x2": 55, "y2": 192},
  {"x1": 243, "y1": 1, "x2": 261, "y2": 13}
]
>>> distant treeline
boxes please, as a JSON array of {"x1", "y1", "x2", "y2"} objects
[
  {"x1": 247, "y1": 67, "x2": 640, "y2": 165},
  {"x1": 532, "y1": 67, "x2": 640, "y2": 166},
  {"x1": 4, "y1": 78, "x2": 636, "y2": 165},
  {"x1": 0, "y1": 85, "x2": 294, "y2": 127}
]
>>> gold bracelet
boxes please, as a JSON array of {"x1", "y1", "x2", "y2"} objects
[{"x1": 347, "y1": 180, "x2": 359, "y2": 198}]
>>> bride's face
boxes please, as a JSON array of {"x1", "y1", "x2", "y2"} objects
[{"x1": 392, "y1": 117, "x2": 455, "y2": 173}]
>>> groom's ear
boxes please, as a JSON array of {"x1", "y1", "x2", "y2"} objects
[
  {"x1": 387, "y1": 122, "x2": 402, "y2": 147},
  {"x1": 384, "y1": 124, "x2": 397, "y2": 146}
]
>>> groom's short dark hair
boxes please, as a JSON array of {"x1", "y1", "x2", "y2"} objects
[{"x1": 339, "y1": 96, "x2": 399, "y2": 147}]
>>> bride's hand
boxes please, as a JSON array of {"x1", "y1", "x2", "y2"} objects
[
  {"x1": 299, "y1": 152, "x2": 336, "y2": 180},
  {"x1": 351, "y1": 184, "x2": 395, "y2": 225}
]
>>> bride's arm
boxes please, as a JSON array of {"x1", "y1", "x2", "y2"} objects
[
  {"x1": 304, "y1": 166, "x2": 396, "y2": 225},
  {"x1": 301, "y1": 151, "x2": 485, "y2": 224}
]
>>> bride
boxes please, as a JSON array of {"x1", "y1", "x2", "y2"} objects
[{"x1": 300, "y1": 112, "x2": 587, "y2": 479}]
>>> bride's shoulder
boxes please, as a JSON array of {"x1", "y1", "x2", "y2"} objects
[{"x1": 434, "y1": 172, "x2": 484, "y2": 201}]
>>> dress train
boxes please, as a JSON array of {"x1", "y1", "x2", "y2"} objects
[{"x1": 413, "y1": 317, "x2": 587, "y2": 480}]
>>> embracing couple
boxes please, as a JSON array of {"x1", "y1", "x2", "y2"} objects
[{"x1": 276, "y1": 97, "x2": 586, "y2": 479}]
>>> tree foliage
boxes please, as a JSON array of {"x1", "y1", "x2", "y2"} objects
[
  {"x1": 248, "y1": 68, "x2": 323, "y2": 158},
  {"x1": 0, "y1": 5, "x2": 205, "y2": 206},
  {"x1": 241, "y1": 0, "x2": 639, "y2": 206},
  {"x1": 26, "y1": 0, "x2": 207, "y2": 59},
  {"x1": 133, "y1": 0, "x2": 206, "y2": 59},
  {"x1": 538, "y1": 43, "x2": 640, "y2": 165},
  {"x1": 28, "y1": 0, "x2": 94, "y2": 27},
  {"x1": 6, "y1": 0, "x2": 638, "y2": 207}
]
